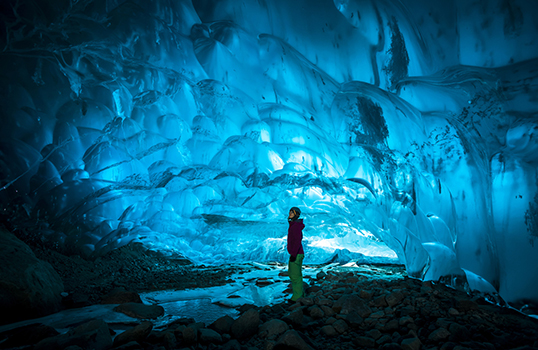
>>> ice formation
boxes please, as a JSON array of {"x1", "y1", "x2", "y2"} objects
[{"x1": 0, "y1": 0, "x2": 537, "y2": 306}]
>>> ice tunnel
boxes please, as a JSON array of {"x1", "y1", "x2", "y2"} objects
[{"x1": 1, "y1": 0, "x2": 537, "y2": 307}]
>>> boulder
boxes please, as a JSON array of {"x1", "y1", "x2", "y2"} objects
[
  {"x1": 282, "y1": 308, "x2": 304, "y2": 327},
  {"x1": 182, "y1": 326, "x2": 198, "y2": 345},
  {"x1": 0, "y1": 323, "x2": 59, "y2": 349},
  {"x1": 259, "y1": 319, "x2": 289, "y2": 339},
  {"x1": 0, "y1": 230, "x2": 64, "y2": 324},
  {"x1": 113, "y1": 303, "x2": 164, "y2": 319},
  {"x1": 275, "y1": 330, "x2": 315, "y2": 350},
  {"x1": 34, "y1": 319, "x2": 112, "y2": 350},
  {"x1": 320, "y1": 325, "x2": 338, "y2": 337},
  {"x1": 113, "y1": 321, "x2": 153, "y2": 347},
  {"x1": 332, "y1": 294, "x2": 372, "y2": 318},
  {"x1": 199, "y1": 328, "x2": 222, "y2": 344},
  {"x1": 231, "y1": 308, "x2": 260, "y2": 339},
  {"x1": 209, "y1": 315, "x2": 234, "y2": 334}
]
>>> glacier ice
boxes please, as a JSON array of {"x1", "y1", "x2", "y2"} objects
[{"x1": 0, "y1": 0, "x2": 537, "y2": 307}]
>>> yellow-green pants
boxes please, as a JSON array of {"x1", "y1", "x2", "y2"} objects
[{"x1": 289, "y1": 254, "x2": 304, "y2": 301}]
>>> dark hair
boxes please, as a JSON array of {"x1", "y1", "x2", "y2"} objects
[{"x1": 290, "y1": 207, "x2": 301, "y2": 217}]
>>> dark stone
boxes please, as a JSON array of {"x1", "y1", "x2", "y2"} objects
[
  {"x1": 379, "y1": 343, "x2": 403, "y2": 350},
  {"x1": 113, "y1": 303, "x2": 165, "y2": 319},
  {"x1": 400, "y1": 337, "x2": 421, "y2": 350},
  {"x1": 275, "y1": 330, "x2": 315, "y2": 350},
  {"x1": 386, "y1": 292, "x2": 405, "y2": 307},
  {"x1": 332, "y1": 294, "x2": 372, "y2": 318},
  {"x1": 456, "y1": 299, "x2": 479, "y2": 312},
  {"x1": 259, "y1": 319, "x2": 289, "y2": 339},
  {"x1": 209, "y1": 315, "x2": 234, "y2": 334},
  {"x1": 332, "y1": 319, "x2": 349, "y2": 334},
  {"x1": 221, "y1": 339, "x2": 242, "y2": 350},
  {"x1": 308, "y1": 305, "x2": 324, "y2": 319},
  {"x1": 345, "y1": 310, "x2": 364, "y2": 328},
  {"x1": 320, "y1": 325, "x2": 337, "y2": 337},
  {"x1": 112, "y1": 341, "x2": 143, "y2": 350},
  {"x1": 182, "y1": 326, "x2": 197, "y2": 345},
  {"x1": 113, "y1": 321, "x2": 153, "y2": 347},
  {"x1": 0, "y1": 230, "x2": 64, "y2": 324},
  {"x1": 231, "y1": 308, "x2": 260, "y2": 339},
  {"x1": 282, "y1": 308, "x2": 304, "y2": 327},
  {"x1": 353, "y1": 336, "x2": 376, "y2": 348},
  {"x1": 34, "y1": 319, "x2": 112, "y2": 350},
  {"x1": 0, "y1": 323, "x2": 59, "y2": 349},
  {"x1": 199, "y1": 328, "x2": 222, "y2": 344}
]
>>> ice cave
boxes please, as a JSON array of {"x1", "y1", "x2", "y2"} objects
[{"x1": 1, "y1": 0, "x2": 538, "y2": 320}]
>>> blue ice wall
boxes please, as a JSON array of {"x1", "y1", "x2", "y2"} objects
[{"x1": 0, "y1": 0, "x2": 537, "y2": 305}]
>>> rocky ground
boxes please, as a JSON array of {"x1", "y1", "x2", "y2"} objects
[
  {"x1": 30, "y1": 241, "x2": 245, "y2": 307},
  {"x1": 2, "y1": 234, "x2": 538, "y2": 350}
]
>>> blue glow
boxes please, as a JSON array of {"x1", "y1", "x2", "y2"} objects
[{"x1": 0, "y1": 0, "x2": 537, "y2": 306}]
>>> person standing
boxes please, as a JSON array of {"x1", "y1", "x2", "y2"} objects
[{"x1": 287, "y1": 206, "x2": 305, "y2": 302}]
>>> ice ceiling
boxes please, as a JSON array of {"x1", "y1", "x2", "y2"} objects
[{"x1": 1, "y1": 0, "x2": 537, "y2": 305}]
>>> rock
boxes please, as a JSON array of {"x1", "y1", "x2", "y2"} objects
[
  {"x1": 113, "y1": 341, "x2": 143, "y2": 350},
  {"x1": 210, "y1": 315, "x2": 234, "y2": 334},
  {"x1": 101, "y1": 287, "x2": 142, "y2": 304},
  {"x1": 299, "y1": 297, "x2": 315, "y2": 306},
  {"x1": 401, "y1": 337, "x2": 421, "y2": 350},
  {"x1": 0, "y1": 323, "x2": 59, "y2": 349},
  {"x1": 332, "y1": 294, "x2": 372, "y2": 317},
  {"x1": 282, "y1": 308, "x2": 303, "y2": 327},
  {"x1": 353, "y1": 336, "x2": 376, "y2": 348},
  {"x1": 383, "y1": 319, "x2": 400, "y2": 332},
  {"x1": 221, "y1": 339, "x2": 242, "y2": 350},
  {"x1": 321, "y1": 305, "x2": 335, "y2": 317},
  {"x1": 35, "y1": 319, "x2": 112, "y2": 350},
  {"x1": 386, "y1": 292, "x2": 405, "y2": 307},
  {"x1": 0, "y1": 230, "x2": 64, "y2": 324},
  {"x1": 259, "y1": 319, "x2": 289, "y2": 339},
  {"x1": 199, "y1": 328, "x2": 223, "y2": 344},
  {"x1": 113, "y1": 321, "x2": 153, "y2": 347},
  {"x1": 428, "y1": 328, "x2": 451, "y2": 342},
  {"x1": 399, "y1": 316, "x2": 414, "y2": 326},
  {"x1": 377, "y1": 334, "x2": 392, "y2": 345},
  {"x1": 113, "y1": 303, "x2": 165, "y2": 319},
  {"x1": 182, "y1": 326, "x2": 198, "y2": 345},
  {"x1": 275, "y1": 330, "x2": 315, "y2": 350},
  {"x1": 320, "y1": 325, "x2": 338, "y2": 337},
  {"x1": 332, "y1": 319, "x2": 349, "y2": 334},
  {"x1": 448, "y1": 308, "x2": 460, "y2": 316},
  {"x1": 456, "y1": 299, "x2": 479, "y2": 312},
  {"x1": 380, "y1": 343, "x2": 403, "y2": 350},
  {"x1": 231, "y1": 308, "x2": 260, "y2": 339},
  {"x1": 345, "y1": 310, "x2": 364, "y2": 328},
  {"x1": 374, "y1": 295, "x2": 389, "y2": 307},
  {"x1": 366, "y1": 329, "x2": 382, "y2": 340},
  {"x1": 316, "y1": 271, "x2": 327, "y2": 280},
  {"x1": 308, "y1": 305, "x2": 324, "y2": 319},
  {"x1": 162, "y1": 331, "x2": 176, "y2": 349}
]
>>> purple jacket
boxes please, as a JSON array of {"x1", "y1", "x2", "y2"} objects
[{"x1": 287, "y1": 219, "x2": 305, "y2": 256}]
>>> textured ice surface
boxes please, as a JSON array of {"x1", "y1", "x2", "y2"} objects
[{"x1": 1, "y1": 0, "x2": 538, "y2": 305}]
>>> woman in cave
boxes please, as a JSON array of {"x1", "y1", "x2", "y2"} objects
[{"x1": 287, "y1": 206, "x2": 305, "y2": 302}]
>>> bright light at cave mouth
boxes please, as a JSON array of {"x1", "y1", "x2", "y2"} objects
[{"x1": 0, "y1": 0, "x2": 537, "y2": 305}]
